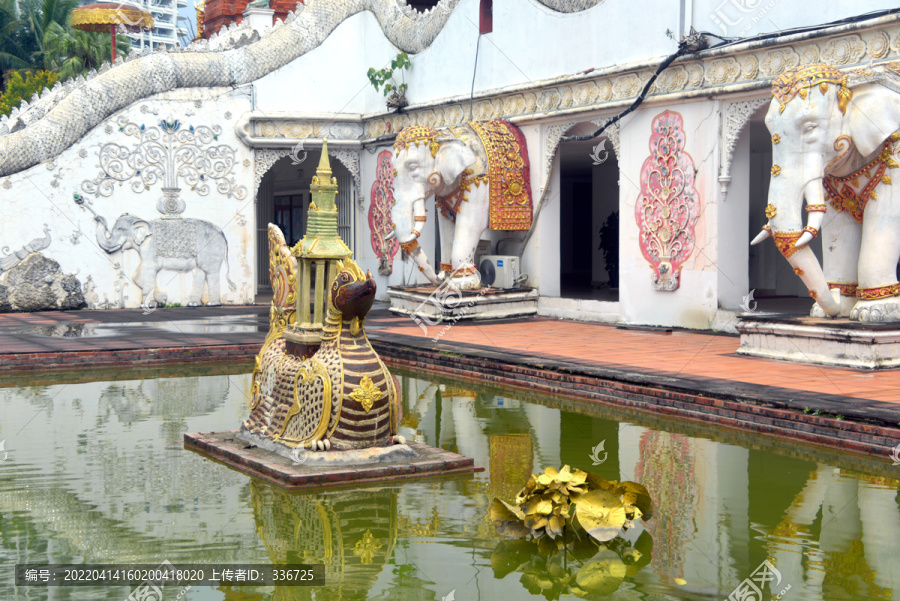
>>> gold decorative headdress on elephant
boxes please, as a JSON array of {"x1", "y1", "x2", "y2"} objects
[{"x1": 771, "y1": 64, "x2": 852, "y2": 115}]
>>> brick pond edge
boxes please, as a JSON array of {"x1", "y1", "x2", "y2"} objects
[{"x1": 368, "y1": 335, "x2": 900, "y2": 462}]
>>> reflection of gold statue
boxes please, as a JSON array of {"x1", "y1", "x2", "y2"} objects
[{"x1": 250, "y1": 479, "x2": 397, "y2": 600}]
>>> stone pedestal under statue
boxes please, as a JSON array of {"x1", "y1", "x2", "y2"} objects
[
  {"x1": 387, "y1": 285, "x2": 538, "y2": 322},
  {"x1": 736, "y1": 314, "x2": 900, "y2": 369}
]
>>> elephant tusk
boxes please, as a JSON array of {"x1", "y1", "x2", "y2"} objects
[
  {"x1": 750, "y1": 228, "x2": 771, "y2": 245},
  {"x1": 384, "y1": 231, "x2": 396, "y2": 241}
]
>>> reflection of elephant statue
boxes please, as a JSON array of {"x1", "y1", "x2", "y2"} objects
[
  {"x1": 95, "y1": 213, "x2": 235, "y2": 308},
  {"x1": 388, "y1": 120, "x2": 533, "y2": 290},
  {"x1": 752, "y1": 62, "x2": 900, "y2": 322}
]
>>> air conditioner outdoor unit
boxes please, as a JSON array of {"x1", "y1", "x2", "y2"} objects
[{"x1": 478, "y1": 255, "x2": 520, "y2": 289}]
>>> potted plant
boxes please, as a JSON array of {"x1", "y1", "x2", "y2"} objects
[{"x1": 367, "y1": 52, "x2": 411, "y2": 110}]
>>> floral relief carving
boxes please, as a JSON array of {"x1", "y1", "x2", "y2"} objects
[
  {"x1": 369, "y1": 150, "x2": 400, "y2": 275},
  {"x1": 760, "y1": 48, "x2": 800, "y2": 76},
  {"x1": 653, "y1": 66, "x2": 688, "y2": 93},
  {"x1": 254, "y1": 149, "x2": 291, "y2": 193},
  {"x1": 590, "y1": 117, "x2": 620, "y2": 159},
  {"x1": 821, "y1": 35, "x2": 866, "y2": 65},
  {"x1": 537, "y1": 89, "x2": 561, "y2": 112},
  {"x1": 636, "y1": 110, "x2": 701, "y2": 292},
  {"x1": 559, "y1": 86, "x2": 574, "y2": 108},
  {"x1": 82, "y1": 116, "x2": 248, "y2": 211},
  {"x1": 544, "y1": 121, "x2": 577, "y2": 177},
  {"x1": 800, "y1": 45, "x2": 820, "y2": 65},
  {"x1": 522, "y1": 93, "x2": 538, "y2": 113},
  {"x1": 740, "y1": 56, "x2": 758, "y2": 80},
  {"x1": 719, "y1": 97, "x2": 770, "y2": 197},
  {"x1": 502, "y1": 95, "x2": 527, "y2": 116},
  {"x1": 596, "y1": 80, "x2": 613, "y2": 101},
  {"x1": 573, "y1": 83, "x2": 598, "y2": 106},
  {"x1": 705, "y1": 58, "x2": 741, "y2": 86},
  {"x1": 613, "y1": 74, "x2": 641, "y2": 98},
  {"x1": 473, "y1": 100, "x2": 494, "y2": 121},
  {"x1": 445, "y1": 105, "x2": 465, "y2": 125},
  {"x1": 867, "y1": 31, "x2": 891, "y2": 59},
  {"x1": 687, "y1": 65, "x2": 704, "y2": 88},
  {"x1": 330, "y1": 150, "x2": 362, "y2": 202}
]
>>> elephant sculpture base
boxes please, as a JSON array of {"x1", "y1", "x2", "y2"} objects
[
  {"x1": 736, "y1": 314, "x2": 900, "y2": 369},
  {"x1": 387, "y1": 285, "x2": 538, "y2": 331}
]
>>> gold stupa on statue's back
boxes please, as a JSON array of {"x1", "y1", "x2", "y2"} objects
[{"x1": 286, "y1": 139, "x2": 353, "y2": 354}]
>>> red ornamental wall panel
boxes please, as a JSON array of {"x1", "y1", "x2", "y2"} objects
[
  {"x1": 635, "y1": 110, "x2": 700, "y2": 291},
  {"x1": 369, "y1": 150, "x2": 400, "y2": 275}
]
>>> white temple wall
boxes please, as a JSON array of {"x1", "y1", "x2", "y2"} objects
[
  {"x1": 254, "y1": 0, "x2": 682, "y2": 117},
  {"x1": 617, "y1": 99, "x2": 721, "y2": 328},
  {"x1": 719, "y1": 115, "x2": 751, "y2": 311},
  {"x1": 0, "y1": 88, "x2": 256, "y2": 310}
]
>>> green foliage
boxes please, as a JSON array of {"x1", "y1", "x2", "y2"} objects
[
  {"x1": 366, "y1": 52, "x2": 411, "y2": 98},
  {"x1": 0, "y1": 69, "x2": 57, "y2": 116},
  {"x1": 40, "y1": 21, "x2": 129, "y2": 81},
  {"x1": 1, "y1": 0, "x2": 127, "y2": 95}
]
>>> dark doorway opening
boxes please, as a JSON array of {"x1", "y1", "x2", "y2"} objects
[{"x1": 558, "y1": 130, "x2": 619, "y2": 301}]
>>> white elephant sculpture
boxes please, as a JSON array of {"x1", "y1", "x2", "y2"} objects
[
  {"x1": 95, "y1": 213, "x2": 235, "y2": 309},
  {"x1": 753, "y1": 62, "x2": 900, "y2": 322},
  {"x1": 388, "y1": 121, "x2": 534, "y2": 290}
]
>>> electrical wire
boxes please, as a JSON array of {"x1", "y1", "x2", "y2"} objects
[
  {"x1": 560, "y1": 7, "x2": 900, "y2": 145},
  {"x1": 469, "y1": 33, "x2": 482, "y2": 121}
]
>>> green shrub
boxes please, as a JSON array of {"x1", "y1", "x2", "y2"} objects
[{"x1": 0, "y1": 70, "x2": 58, "y2": 117}]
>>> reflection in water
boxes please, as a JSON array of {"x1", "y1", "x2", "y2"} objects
[
  {"x1": 0, "y1": 368, "x2": 898, "y2": 600},
  {"x1": 250, "y1": 480, "x2": 397, "y2": 601},
  {"x1": 633, "y1": 431, "x2": 696, "y2": 584}
]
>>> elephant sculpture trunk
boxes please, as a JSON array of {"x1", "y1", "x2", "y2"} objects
[{"x1": 95, "y1": 216, "x2": 123, "y2": 253}]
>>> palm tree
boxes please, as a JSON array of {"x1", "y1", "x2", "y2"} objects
[
  {"x1": 18, "y1": 0, "x2": 77, "y2": 55},
  {"x1": 0, "y1": 0, "x2": 32, "y2": 87},
  {"x1": 41, "y1": 20, "x2": 128, "y2": 80}
]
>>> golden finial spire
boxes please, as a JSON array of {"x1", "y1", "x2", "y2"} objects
[{"x1": 294, "y1": 139, "x2": 351, "y2": 259}]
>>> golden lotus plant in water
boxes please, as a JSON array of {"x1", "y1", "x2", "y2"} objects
[
  {"x1": 489, "y1": 466, "x2": 654, "y2": 599},
  {"x1": 490, "y1": 465, "x2": 653, "y2": 544}
]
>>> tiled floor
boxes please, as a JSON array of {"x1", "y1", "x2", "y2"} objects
[
  {"x1": 367, "y1": 314, "x2": 900, "y2": 404},
  {"x1": 1, "y1": 305, "x2": 898, "y2": 407}
]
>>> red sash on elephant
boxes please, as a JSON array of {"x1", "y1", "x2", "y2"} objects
[{"x1": 434, "y1": 120, "x2": 533, "y2": 231}]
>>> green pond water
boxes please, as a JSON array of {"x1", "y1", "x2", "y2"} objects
[{"x1": 1, "y1": 364, "x2": 899, "y2": 601}]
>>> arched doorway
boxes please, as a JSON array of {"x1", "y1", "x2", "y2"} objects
[
  {"x1": 255, "y1": 149, "x2": 356, "y2": 292},
  {"x1": 557, "y1": 122, "x2": 620, "y2": 301}
]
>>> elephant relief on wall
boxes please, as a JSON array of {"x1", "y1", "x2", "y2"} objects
[
  {"x1": 753, "y1": 61, "x2": 900, "y2": 322},
  {"x1": 388, "y1": 120, "x2": 533, "y2": 290},
  {"x1": 87, "y1": 205, "x2": 235, "y2": 309}
]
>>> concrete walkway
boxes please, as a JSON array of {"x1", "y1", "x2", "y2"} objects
[{"x1": 1, "y1": 303, "x2": 898, "y2": 456}]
